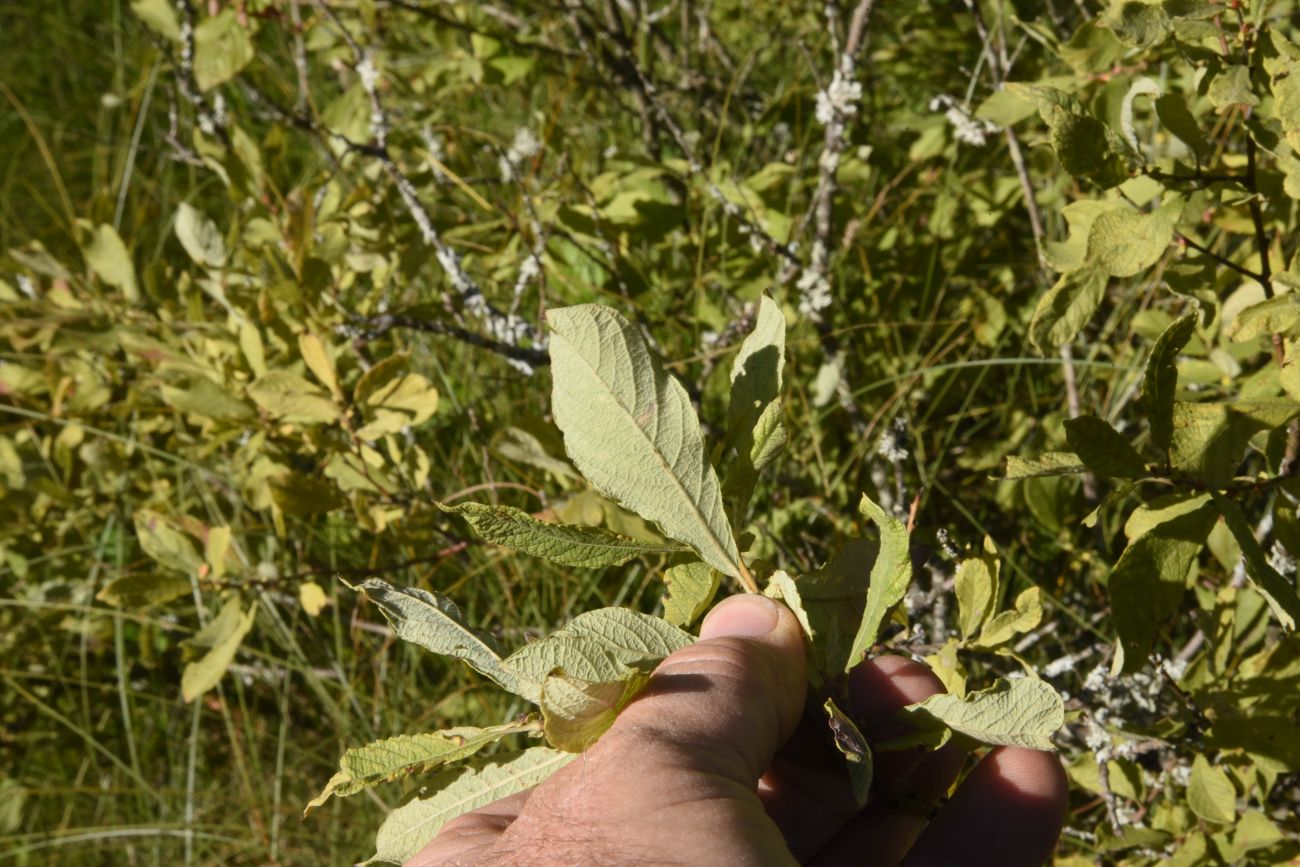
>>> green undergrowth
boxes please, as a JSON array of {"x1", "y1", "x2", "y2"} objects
[{"x1": 2, "y1": 0, "x2": 1299, "y2": 864}]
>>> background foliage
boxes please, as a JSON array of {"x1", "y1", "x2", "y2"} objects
[{"x1": 2, "y1": 0, "x2": 1299, "y2": 863}]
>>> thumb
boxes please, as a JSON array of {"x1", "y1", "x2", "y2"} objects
[{"x1": 600, "y1": 593, "x2": 807, "y2": 789}]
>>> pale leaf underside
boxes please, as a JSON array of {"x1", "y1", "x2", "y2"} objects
[{"x1": 546, "y1": 305, "x2": 742, "y2": 578}]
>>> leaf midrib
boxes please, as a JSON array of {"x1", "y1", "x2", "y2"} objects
[{"x1": 554, "y1": 324, "x2": 738, "y2": 576}]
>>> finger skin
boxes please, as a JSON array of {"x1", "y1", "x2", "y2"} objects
[
  {"x1": 412, "y1": 595, "x2": 809, "y2": 867},
  {"x1": 758, "y1": 655, "x2": 951, "y2": 861},
  {"x1": 899, "y1": 746, "x2": 1068, "y2": 867},
  {"x1": 406, "y1": 790, "x2": 532, "y2": 867},
  {"x1": 808, "y1": 744, "x2": 966, "y2": 867}
]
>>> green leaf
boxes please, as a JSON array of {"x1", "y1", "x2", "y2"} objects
[
  {"x1": 1044, "y1": 199, "x2": 1124, "y2": 272},
  {"x1": 1227, "y1": 295, "x2": 1300, "y2": 342},
  {"x1": 181, "y1": 598, "x2": 257, "y2": 702},
  {"x1": 540, "y1": 669, "x2": 651, "y2": 752},
  {"x1": 1143, "y1": 313, "x2": 1197, "y2": 453},
  {"x1": 1003, "y1": 452, "x2": 1088, "y2": 479},
  {"x1": 728, "y1": 295, "x2": 785, "y2": 444},
  {"x1": 1155, "y1": 94, "x2": 1208, "y2": 161},
  {"x1": 899, "y1": 678, "x2": 1064, "y2": 751},
  {"x1": 770, "y1": 542, "x2": 874, "y2": 682},
  {"x1": 725, "y1": 297, "x2": 788, "y2": 517},
  {"x1": 299, "y1": 332, "x2": 340, "y2": 398},
  {"x1": 1120, "y1": 77, "x2": 1160, "y2": 156},
  {"x1": 174, "y1": 203, "x2": 228, "y2": 268},
  {"x1": 1123, "y1": 492, "x2": 1211, "y2": 543},
  {"x1": 546, "y1": 305, "x2": 743, "y2": 579},
  {"x1": 662, "y1": 560, "x2": 720, "y2": 627},
  {"x1": 160, "y1": 376, "x2": 255, "y2": 421},
  {"x1": 192, "y1": 9, "x2": 254, "y2": 92},
  {"x1": 438, "y1": 502, "x2": 687, "y2": 568},
  {"x1": 1064, "y1": 416, "x2": 1147, "y2": 478},
  {"x1": 1028, "y1": 265, "x2": 1108, "y2": 353},
  {"x1": 1169, "y1": 401, "x2": 1300, "y2": 487},
  {"x1": 1267, "y1": 53, "x2": 1300, "y2": 153},
  {"x1": 1207, "y1": 64, "x2": 1259, "y2": 113},
  {"x1": 1086, "y1": 206, "x2": 1176, "y2": 278},
  {"x1": 133, "y1": 509, "x2": 202, "y2": 575},
  {"x1": 96, "y1": 574, "x2": 193, "y2": 609},
  {"x1": 130, "y1": 0, "x2": 180, "y2": 40},
  {"x1": 1222, "y1": 811, "x2": 1284, "y2": 862},
  {"x1": 1052, "y1": 112, "x2": 1126, "y2": 184},
  {"x1": 846, "y1": 494, "x2": 912, "y2": 670},
  {"x1": 368, "y1": 748, "x2": 575, "y2": 865},
  {"x1": 1110, "y1": 501, "x2": 1217, "y2": 672},
  {"x1": 1211, "y1": 494, "x2": 1300, "y2": 632},
  {"x1": 824, "y1": 697, "x2": 872, "y2": 808},
  {"x1": 81, "y1": 223, "x2": 139, "y2": 302},
  {"x1": 1103, "y1": 1, "x2": 1171, "y2": 48},
  {"x1": 306, "y1": 721, "x2": 537, "y2": 813},
  {"x1": 494, "y1": 427, "x2": 578, "y2": 481},
  {"x1": 975, "y1": 587, "x2": 1044, "y2": 648},
  {"x1": 358, "y1": 579, "x2": 524, "y2": 697},
  {"x1": 1187, "y1": 755, "x2": 1237, "y2": 824},
  {"x1": 356, "y1": 372, "x2": 439, "y2": 439},
  {"x1": 270, "y1": 474, "x2": 345, "y2": 516},
  {"x1": 501, "y1": 607, "x2": 693, "y2": 704},
  {"x1": 954, "y1": 539, "x2": 999, "y2": 639},
  {"x1": 247, "y1": 371, "x2": 338, "y2": 425}
]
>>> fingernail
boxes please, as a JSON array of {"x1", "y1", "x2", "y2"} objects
[{"x1": 700, "y1": 594, "x2": 780, "y2": 639}]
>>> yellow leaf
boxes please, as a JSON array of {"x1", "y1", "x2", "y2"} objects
[{"x1": 299, "y1": 581, "x2": 329, "y2": 616}]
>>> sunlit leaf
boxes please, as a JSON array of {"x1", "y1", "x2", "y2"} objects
[
  {"x1": 358, "y1": 579, "x2": 524, "y2": 697},
  {"x1": 306, "y1": 720, "x2": 537, "y2": 813},
  {"x1": 546, "y1": 305, "x2": 743, "y2": 579},
  {"x1": 846, "y1": 494, "x2": 912, "y2": 670},
  {"x1": 899, "y1": 677, "x2": 1064, "y2": 751},
  {"x1": 181, "y1": 598, "x2": 257, "y2": 702},
  {"x1": 368, "y1": 748, "x2": 575, "y2": 865}
]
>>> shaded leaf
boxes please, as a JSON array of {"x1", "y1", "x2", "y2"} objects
[
  {"x1": 1064, "y1": 416, "x2": 1147, "y2": 479},
  {"x1": 541, "y1": 669, "x2": 651, "y2": 752},
  {"x1": 1143, "y1": 313, "x2": 1197, "y2": 453},
  {"x1": 1155, "y1": 93, "x2": 1208, "y2": 161},
  {"x1": 663, "y1": 560, "x2": 720, "y2": 627},
  {"x1": 1212, "y1": 493, "x2": 1300, "y2": 632},
  {"x1": 96, "y1": 574, "x2": 192, "y2": 609},
  {"x1": 1110, "y1": 501, "x2": 1217, "y2": 672},
  {"x1": 438, "y1": 501, "x2": 687, "y2": 568},
  {"x1": 824, "y1": 697, "x2": 872, "y2": 808},
  {"x1": 1028, "y1": 265, "x2": 1108, "y2": 353}
]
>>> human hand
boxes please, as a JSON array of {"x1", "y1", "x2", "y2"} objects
[{"x1": 409, "y1": 594, "x2": 1068, "y2": 866}]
